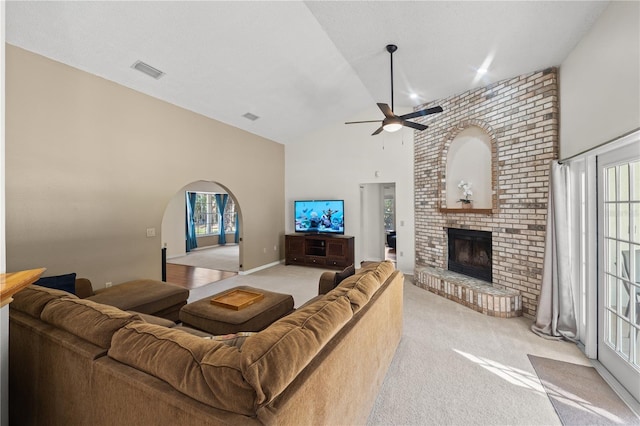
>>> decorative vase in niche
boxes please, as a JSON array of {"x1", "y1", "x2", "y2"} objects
[
  {"x1": 457, "y1": 180, "x2": 473, "y2": 209},
  {"x1": 459, "y1": 199, "x2": 473, "y2": 209}
]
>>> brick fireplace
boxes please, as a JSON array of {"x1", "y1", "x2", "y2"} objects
[{"x1": 413, "y1": 68, "x2": 558, "y2": 319}]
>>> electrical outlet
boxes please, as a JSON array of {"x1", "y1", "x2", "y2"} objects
[
  {"x1": 146, "y1": 228, "x2": 156, "y2": 237},
  {"x1": 105, "y1": 282, "x2": 112, "y2": 288},
  {"x1": 400, "y1": 251, "x2": 404, "y2": 257},
  {"x1": 273, "y1": 245, "x2": 277, "y2": 251},
  {"x1": 263, "y1": 247, "x2": 266, "y2": 253}
]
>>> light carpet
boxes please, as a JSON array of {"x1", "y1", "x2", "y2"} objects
[
  {"x1": 529, "y1": 355, "x2": 639, "y2": 425},
  {"x1": 168, "y1": 244, "x2": 239, "y2": 272},
  {"x1": 185, "y1": 264, "x2": 630, "y2": 425}
]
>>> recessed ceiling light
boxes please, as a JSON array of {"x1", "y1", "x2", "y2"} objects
[
  {"x1": 477, "y1": 67, "x2": 488, "y2": 75},
  {"x1": 242, "y1": 112, "x2": 260, "y2": 121},
  {"x1": 131, "y1": 60, "x2": 164, "y2": 79},
  {"x1": 409, "y1": 93, "x2": 419, "y2": 100}
]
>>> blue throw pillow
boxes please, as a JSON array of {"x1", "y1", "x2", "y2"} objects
[{"x1": 35, "y1": 273, "x2": 77, "y2": 295}]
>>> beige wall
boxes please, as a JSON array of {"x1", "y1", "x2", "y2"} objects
[
  {"x1": 5, "y1": 45, "x2": 284, "y2": 288},
  {"x1": 560, "y1": 1, "x2": 640, "y2": 158}
]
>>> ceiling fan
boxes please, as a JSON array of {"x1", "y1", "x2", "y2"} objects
[{"x1": 346, "y1": 44, "x2": 443, "y2": 136}]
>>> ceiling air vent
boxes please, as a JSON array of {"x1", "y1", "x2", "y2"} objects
[
  {"x1": 242, "y1": 112, "x2": 260, "y2": 121},
  {"x1": 131, "y1": 60, "x2": 164, "y2": 79}
]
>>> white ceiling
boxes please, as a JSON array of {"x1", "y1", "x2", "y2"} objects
[{"x1": 6, "y1": 1, "x2": 609, "y2": 145}]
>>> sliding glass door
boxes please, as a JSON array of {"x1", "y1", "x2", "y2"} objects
[{"x1": 598, "y1": 144, "x2": 640, "y2": 402}]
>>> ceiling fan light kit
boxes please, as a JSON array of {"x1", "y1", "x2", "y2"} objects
[
  {"x1": 382, "y1": 118, "x2": 402, "y2": 133},
  {"x1": 346, "y1": 44, "x2": 443, "y2": 136}
]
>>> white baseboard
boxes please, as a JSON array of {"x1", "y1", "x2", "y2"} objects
[
  {"x1": 239, "y1": 260, "x2": 283, "y2": 275},
  {"x1": 166, "y1": 254, "x2": 185, "y2": 260}
]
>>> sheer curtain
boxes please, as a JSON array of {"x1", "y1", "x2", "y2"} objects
[{"x1": 532, "y1": 161, "x2": 578, "y2": 340}]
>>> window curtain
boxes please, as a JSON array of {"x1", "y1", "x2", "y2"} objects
[
  {"x1": 215, "y1": 194, "x2": 228, "y2": 245},
  {"x1": 185, "y1": 192, "x2": 198, "y2": 252},
  {"x1": 532, "y1": 161, "x2": 577, "y2": 340},
  {"x1": 235, "y1": 212, "x2": 240, "y2": 243}
]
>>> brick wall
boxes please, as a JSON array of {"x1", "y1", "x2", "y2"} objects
[{"x1": 414, "y1": 68, "x2": 559, "y2": 318}]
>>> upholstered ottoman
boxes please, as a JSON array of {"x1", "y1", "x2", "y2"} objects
[
  {"x1": 179, "y1": 285, "x2": 294, "y2": 335},
  {"x1": 86, "y1": 279, "x2": 189, "y2": 322}
]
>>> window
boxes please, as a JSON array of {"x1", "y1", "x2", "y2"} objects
[
  {"x1": 384, "y1": 196, "x2": 395, "y2": 231},
  {"x1": 190, "y1": 192, "x2": 236, "y2": 236}
]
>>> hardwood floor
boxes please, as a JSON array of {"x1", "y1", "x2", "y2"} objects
[{"x1": 165, "y1": 263, "x2": 237, "y2": 290}]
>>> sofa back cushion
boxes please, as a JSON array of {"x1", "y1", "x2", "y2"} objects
[
  {"x1": 10, "y1": 284, "x2": 78, "y2": 318},
  {"x1": 40, "y1": 298, "x2": 140, "y2": 349},
  {"x1": 359, "y1": 260, "x2": 396, "y2": 283},
  {"x1": 109, "y1": 322, "x2": 255, "y2": 415},
  {"x1": 241, "y1": 295, "x2": 353, "y2": 407},
  {"x1": 330, "y1": 269, "x2": 382, "y2": 313}
]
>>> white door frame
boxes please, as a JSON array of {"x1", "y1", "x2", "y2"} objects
[{"x1": 596, "y1": 141, "x2": 640, "y2": 402}]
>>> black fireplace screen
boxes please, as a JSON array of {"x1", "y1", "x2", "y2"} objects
[{"x1": 447, "y1": 228, "x2": 492, "y2": 282}]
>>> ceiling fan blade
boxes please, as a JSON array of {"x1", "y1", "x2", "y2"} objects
[
  {"x1": 345, "y1": 119, "x2": 383, "y2": 124},
  {"x1": 399, "y1": 106, "x2": 444, "y2": 120},
  {"x1": 377, "y1": 103, "x2": 395, "y2": 118},
  {"x1": 372, "y1": 126, "x2": 384, "y2": 136},
  {"x1": 402, "y1": 120, "x2": 428, "y2": 131}
]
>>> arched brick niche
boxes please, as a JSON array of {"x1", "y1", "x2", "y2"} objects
[
  {"x1": 413, "y1": 67, "x2": 559, "y2": 318},
  {"x1": 439, "y1": 121, "x2": 498, "y2": 212}
]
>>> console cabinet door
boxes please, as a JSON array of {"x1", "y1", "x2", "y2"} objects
[
  {"x1": 326, "y1": 238, "x2": 354, "y2": 268},
  {"x1": 285, "y1": 236, "x2": 305, "y2": 265}
]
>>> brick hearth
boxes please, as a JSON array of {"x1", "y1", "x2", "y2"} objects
[
  {"x1": 413, "y1": 68, "x2": 559, "y2": 318},
  {"x1": 416, "y1": 267, "x2": 522, "y2": 318}
]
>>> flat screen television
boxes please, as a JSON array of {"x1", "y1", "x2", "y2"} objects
[{"x1": 294, "y1": 200, "x2": 344, "y2": 235}]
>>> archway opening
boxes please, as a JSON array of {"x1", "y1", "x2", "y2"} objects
[{"x1": 161, "y1": 180, "x2": 243, "y2": 289}]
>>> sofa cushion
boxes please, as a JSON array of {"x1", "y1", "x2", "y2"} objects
[
  {"x1": 41, "y1": 298, "x2": 141, "y2": 349},
  {"x1": 74, "y1": 277, "x2": 95, "y2": 299},
  {"x1": 109, "y1": 322, "x2": 256, "y2": 416},
  {"x1": 171, "y1": 324, "x2": 213, "y2": 338},
  {"x1": 128, "y1": 311, "x2": 177, "y2": 328},
  {"x1": 209, "y1": 332, "x2": 257, "y2": 349},
  {"x1": 241, "y1": 294, "x2": 353, "y2": 407},
  {"x1": 10, "y1": 284, "x2": 78, "y2": 318},
  {"x1": 34, "y1": 273, "x2": 77, "y2": 295},
  {"x1": 359, "y1": 260, "x2": 396, "y2": 283},
  {"x1": 333, "y1": 264, "x2": 355, "y2": 287},
  {"x1": 330, "y1": 270, "x2": 381, "y2": 313}
]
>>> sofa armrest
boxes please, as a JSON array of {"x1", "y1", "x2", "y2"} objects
[
  {"x1": 318, "y1": 272, "x2": 336, "y2": 295},
  {"x1": 75, "y1": 278, "x2": 94, "y2": 299}
]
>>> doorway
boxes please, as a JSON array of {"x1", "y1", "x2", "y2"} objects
[
  {"x1": 597, "y1": 144, "x2": 639, "y2": 402},
  {"x1": 359, "y1": 183, "x2": 396, "y2": 264}
]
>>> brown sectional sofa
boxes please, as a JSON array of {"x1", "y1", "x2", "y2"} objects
[{"x1": 9, "y1": 261, "x2": 403, "y2": 425}]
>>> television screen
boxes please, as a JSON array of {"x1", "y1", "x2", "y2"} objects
[{"x1": 294, "y1": 200, "x2": 344, "y2": 234}]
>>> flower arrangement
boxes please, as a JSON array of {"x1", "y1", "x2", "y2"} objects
[{"x1": 457, "y1": 180, "x2": 473, "y2": 204}]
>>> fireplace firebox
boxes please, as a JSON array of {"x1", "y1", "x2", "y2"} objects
[{"x1": 447, "y1": 228, "x2": 492, "y2": 282}]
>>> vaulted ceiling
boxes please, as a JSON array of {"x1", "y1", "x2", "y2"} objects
[{"x1": 6, "y1": 1, "x2": 608, "y2": 145}]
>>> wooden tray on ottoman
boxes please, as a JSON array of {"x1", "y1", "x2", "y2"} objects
[{"x1": 211, "y1": 289, "x2": 264, "y2": 310}]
